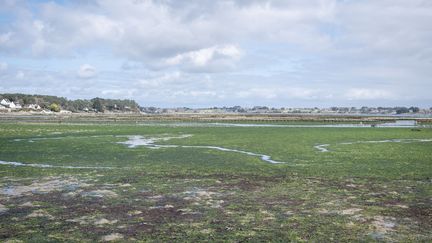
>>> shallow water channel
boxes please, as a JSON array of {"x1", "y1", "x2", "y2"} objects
[{"x1": 117, "y1": 135, "x2": 285, "y2": 164}]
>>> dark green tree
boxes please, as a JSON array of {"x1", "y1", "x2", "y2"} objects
[{"x1": 92, "y1": 98, "x2": 105, "y2": 112}]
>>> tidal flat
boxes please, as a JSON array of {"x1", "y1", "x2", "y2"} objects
[{"x1": 0, "y1": 122, "x2": 431, "y2": 242}]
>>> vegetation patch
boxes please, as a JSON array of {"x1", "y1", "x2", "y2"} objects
[{"x1": 0, "y1": 122, "x2": 431, "y2": 241}]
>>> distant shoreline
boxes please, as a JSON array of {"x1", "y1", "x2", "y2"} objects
[{"x1": 1, "y1": 112, "x2": 431, "y2": 124}]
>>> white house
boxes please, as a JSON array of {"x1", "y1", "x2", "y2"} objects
[
  {"x1": 0, "y1": 99, "x2": 19, "y2": 109},
  {"x1": 0, "y1": 99, "x2": 11, "y2": 107},
  {"x1": 27, "y1": 104, "x2": 42, "y2": 110}
]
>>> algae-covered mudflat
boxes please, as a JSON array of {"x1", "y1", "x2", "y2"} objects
[{"x1": 0, "y1": 122, "x2": 431, "y2": 242}]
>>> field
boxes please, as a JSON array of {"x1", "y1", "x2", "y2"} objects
[{"x1": 0, "y1": 121, "x2": 431, "y2": 242}]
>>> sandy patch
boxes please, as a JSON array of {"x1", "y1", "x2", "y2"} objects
[
  {"x1": 200, "y1": 229, "x2": 214, "y2": 234},
  {"x1": 127, "y1": 210, "x2": 142, "y2": 216},
  {"x1": 101, "y1": 233, "x2": 124, "y2": 241},
  {"x1": 182, "y1": 188, "x2": 225, "y2": 208},
  {"x1": 318, "y1": 209, "x2": 330, "y2": 214},
  {"x1": 239, "y1": 214, "x2": 256, "y2": 224},
  {"x1": 20, "y1": 201, "x2": 38, "y2": 207},
  {"x1": 260, "y1": 209, "x2": 276, "y2": 221},
  {"x1": 82, "y1": 189, "x2": 118, "y2": 198},
  {"x1": 340, "y1": 208, "x2": 362, "y2": 215},
  {"x1": 0, "y1": 177, "x2": 91, "y2": 197},
  {"x1": 371, "y1": 216, "x2": 396, "y2": 233},
  {"x1": 150, "y1": 204, "x2": 174, "y2": 210},
  {"x1": 94, "y1": 218, "x2": 118, "y2": 225},
  {"x1": 67, "y1": 215, "x2": 117, "y2": 226},
  {"x1": 3, "y1": 240, "x2": 25, "y2": 243},
  {"x1": 62, "y1": 189, "x2": 84, "y2": 198},
  {"x1": 208, "y1": 199, "x2": 225, "y2": 208},
  {"x1": 27, "y1": 209, "x2": 54, "y2": 219},
  {"x1": 183, "y1": 188, "x2": 217, "y2": 201},
  {"x1": 346, "y1": 221, "x2": 356, "y2": 228},
  {"x1": 148, "y1": 195, "x2": 164, "y2": 200}
]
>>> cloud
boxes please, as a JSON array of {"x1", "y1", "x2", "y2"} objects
[
  {"x1": 77, "y1": 64, "x2": 97, "y2": 79},
  {"x1": 0, "y1": 32, "x2": 16, "y2": 52},
  {"x1": 164, "y1": 44, "x2": 242, "y2": 72},
  {"x1": 0, "y1": 1, "x2": 335, "y2": 58},
  {"x1": 2, "y1": 1, "x2": 430, "y2": 65},
  {"x1": 121, "y1": 61, "x2": 144, "y2": 70},
  {"x1": 138, "y1": 71, "x2": 182, "y2": 88},
  {"x1": 344, "y1": 88, "x2": 394, "y2": 100},
  {"x1": 0, "y1": 32, "x2": 13, "y2": 45},
  {"x1": 166, "y1": 45, "x2": 241, "y2": 66},
  {"x1": 0, "y1": 1, "x2": 431, "y2": 107},
  {"x1": 15, "y1": 70, "x2": 24, "y2": 79},
  {"x1": 0, "y1": 62, "x2": 8, "y2": 72},
  {"x1": 235, "y1": 87, "x2": 324, "y2": 100}
]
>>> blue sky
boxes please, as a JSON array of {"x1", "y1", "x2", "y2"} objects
[{"x1": 0, "y1": 0, "x2": 431, "y2": 108}]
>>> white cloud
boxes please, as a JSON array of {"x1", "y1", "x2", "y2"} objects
[
  {"x1": 77, "y1": 64, "x2": 97, "y2": 79},
  {"x1": 344, "y1": 88, "x2": 394, "y2": 100},
  {"x1": 121, "y1": 61, "x2": 143, "y2": 70},
  {"x1": 2, "y1": 0, "x2": 431, "y2": 65},
  {"x1": 0, "y1": 32, "x2": 13, "y2": 45},
  {"x1": 0, "y1": 1, "x2": 431, "y2": 107},
  {"x1": 138, "y1": 72, "x2": 182, "y2": 88},
  {"x1": 0, "y1": 1, "x2": 335, "y2": 58},
  {"x1": 16, "y1": 70, "x2": 24, "y2": 79},
  {"x1": 165, "y1": 44, "x2": 242, "y2": 71},
  {"x1": 236, "y1": 87, "x2": 322, "y2": 100},
  {"x1": 0, "y1": 32, "x2": 16, "y2": 52},
  {"x1": 0, "y1": 62, "x2": 8, "y2": 71}
]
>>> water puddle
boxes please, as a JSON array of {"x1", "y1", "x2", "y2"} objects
[
  {"x1": 182, "y1": 145, "x2": 284, "y2": 164},
  {"x1": 0, "y1": 160, "x2": 113, "y2": 169},
  {"x1": 314, "y1": 138, "x2": 432, "y2": 152},
  {"x1": 137, "y1": 120, "x2": 422, "y2": 128},
  {"x1": 6, "y1": 132, "x2": 430, "y2": 168},
  {"x1": 2, "y1": 134, "x2": 286, "y2": 168},
  {"x1": 117, "y1": 135, "x2": 285, "y2": 164},
  {"x1": 13, "y1": 135, "x2": 114, "y2": 143},
  {"x1": 116, "y1": 134, "x2": 192, "y2": 148},
  {"x1": 314, "y1": 144, "x2": 330, "y2": 152}
]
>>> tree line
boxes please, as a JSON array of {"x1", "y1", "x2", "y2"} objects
[{"x1": 0, "y1": 93, "x2": 140, "y2": 112}]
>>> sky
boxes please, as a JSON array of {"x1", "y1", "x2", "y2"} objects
[{"x1": 0, "y1": 0, "x2": 431, "y2": 108}]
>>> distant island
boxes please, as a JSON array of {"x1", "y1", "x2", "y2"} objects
[{"x1": 0, "y1": 93, "x2": 431, "y2": 116}]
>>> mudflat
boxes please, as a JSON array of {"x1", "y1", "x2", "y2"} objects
[{"x1": 0, "y1": 121, "x2": 431, "y2": 242}]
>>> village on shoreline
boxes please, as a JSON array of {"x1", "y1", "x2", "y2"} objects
[{"x1": 1, "y1": 93, "x2": 431, "y2": 116}]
